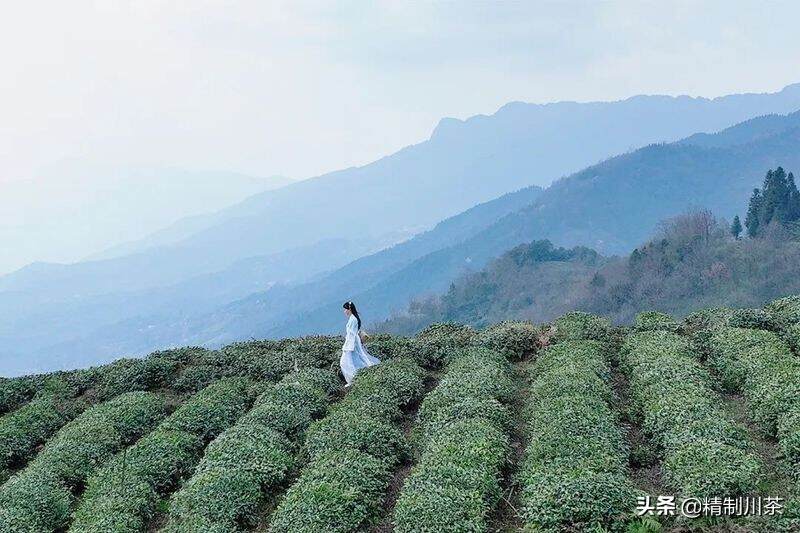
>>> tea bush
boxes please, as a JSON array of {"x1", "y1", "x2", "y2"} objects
[
  {"x1": 551, "y1": 311, "x2": 614, "y2": 345},
  {"x1": 0, "y1": 377, "x2": 37, "y2": 415},
  {"x1": 707, "y1": 327, "x2": 800, "y2": 464},
  {"x1": 765, "y1": 294, "x2": 800, "y2": 330},
  {"x1": 414, "y1": 323, "x2": 477, "y2": 367},
  {"x1": 393, "y1": 347, "x2": 512, "y2": 532},
  {"x1": 164, "y1": 369, "x2": 340, "y2": 531},
  {"x1": 0, "y1": 392, "x2": 166, "y2": 532},
  {"x1": 633, "y1": 311, "x2": 681, "y2": 333},
  {"x1": 621, "y1": 331, "x2": 760, "y2": 497},
  {"x1": 270, "y1": 358, "x2": 424, "y2": 532},
  {"x1": 70, "y1": 378, "x2": 254, "y2": 532},
  {"x1": 476, "y1": 320, "x2": 540, "y2": 360},
  {"x1": 0, "y1": 394, "x2": 82, "y2": 483},
  {"x1": 518, "y1": 340, "x2": 635, "y2": 531}
]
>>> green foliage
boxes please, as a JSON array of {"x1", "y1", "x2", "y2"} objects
[
  {"x1": 270, "y1": 358, "x2": 423, "y2": 531},
  {"x1": 621, "y1": 331, "x2": 760, "y2": 497},
  {"x1": 159, "y1": 378, "x2": 253, "y2": 441},
  {"x1": 745, "y1": 167, "x2": 800, "y2": 238},
  {"x1": 164, "y1": 369, "x2": 340, "y2": 531},
  {"x1": 0, "y1": 392, "x2": 166, "y2": 532},
  {"x1": 519, "y1": 340, "x2": 634, "y2": 531},
  {"x1": 0, "y1": 377, "x2": 37, "y2": 415},
  {"x1": 269, "y1": 449, "x2": 390, "y2": 533},
  {"x1": 476, "y1": 320, "x2": 540, "y2": 360},
  {"x1": 414, "y1": 323, "x2": 477, "y2": 368},
  {"x1": 765, "y1": 294, "x2": 800, "y2": 329},
  {"x1": 786, "y1": 322, "x2": 800, "y2": 353},
  {"x1": 71, "y1": 378, "x2": 255, "y2": 532},
  {"x1": 551, "y1": 311, "x2": 614, "y2": 345},
  {"x1": 364, "y1": 334, "x2": 417, "y2": 360},
  {"x1": 633, "y1": 311, "x2": 680, "y2": 333},
  {"x1": 171, "y1": 365, "x2": 222, "y2": 393},
  {"x1": 96, "y1": 354, "x2": 179, "y2": 401},
  {"x1": 0, "y1": 395, "x2": 78, "y2": 482},
  {"x1": 707, "y1": 327, "x2": 800, "y2": 466},
  {"x1": 393, "y1": 347, "x2": 512, "y2": 532},
  {"x1": 731, "y1": 215, "x2": 742, "y2": 240}
]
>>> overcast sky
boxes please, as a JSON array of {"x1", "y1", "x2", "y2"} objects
[{"x1": 2, "y1": 1, "x2": 799, "y2": 184}]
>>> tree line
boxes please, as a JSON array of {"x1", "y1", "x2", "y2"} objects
[{"x1": 732, "y1": 167, "x2": 800, "y2": 239}]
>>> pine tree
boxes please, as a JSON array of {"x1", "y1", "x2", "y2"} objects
[
  {"x1": 759, "y1": 167, "x2": 790, "y2": 226},
  {"x1": 731, "y1": 215, "x2": 742, "y2": 240},
  {"x1": 787, "y1": 172, "x2": 800, "y2": 222},
  {"x1": 745, "y1": 188, "x2": 762, "y2": 238}
]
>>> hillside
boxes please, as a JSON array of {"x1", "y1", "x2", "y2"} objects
[
  {"x1": 241, "y1": 109, "x2": 800, "y2": 337},
  {"x1": 15, "y1": 108, "x2": 800, "y2": 372},
  {"x1": 0, "y1": 298, "x2": 797, "y2": 531},
  {"x1": 382, "y1": 210, "x2": 800, "y2": 333}
]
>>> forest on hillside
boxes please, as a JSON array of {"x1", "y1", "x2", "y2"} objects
[{"x1": 381, "y1": 168, "x2": 800, "y2": 333}]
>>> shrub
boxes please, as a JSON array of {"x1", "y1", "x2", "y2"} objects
[
  {"x1": 71, "y1": 379, "x2": 255, "y2": 532},
  {"x1": 785, "y1": 322, "x2": 800, "y2": 354},
  {"x1": 633, "y1": 311, "x2": 681, "y2": 333},
  {"x1": 0, "y1": 377, "x2": 36, "y2": 415},
  {"x1": 96, "y1": 355, "x2": 178, "y2": 401},
  {"x1": 270, "y1": 359, "x2": 423, "y2": 531},
  {"x1": 475, "y1": 320, "x2": 540, "y2": 360},
  {"x1": 269, "y1": 450, "x2": 390, "y2": 533},
  {"x1": 364, "y1": 334, "x2": 417, "y2": 360},
  {"x1": 518, "y1": 340, "x2": 635, "y2": 530},
  {"x1": 394, "y1": 420, "x2": 509, "y2": 532},
  {"x1": 0, "y1": 395, "x2": 77, "y2": 482},
  {"x1": 0, "y1": 392, "x2": 166, "y2": 532},
  {"x1": 164, "y1": 370, "x2": 341, "y2": 531},
  {"x1": 765, "y1": 294, "x2": 800, "y2": 329},
  {"x1": 622, "y1": 331, "x2": 760, "y2": 497},
  {"x1": 159, "y1": 378, "x2": 253, "y2": 441},
  {"x1": 551, "y1": 311, "x2": 614, "y2": 345},
  {"x1": 414, "y1": 323, "x2": 477, "y2": 367},
  {"x1": 172, "y1": 365, "x2": 222, "y2": 393},
  {"x1": 394, "y1": 347, "x2": 512, "y2": 532},
  {"x1": 727, "y1": 308, "x2": 775, "y2": 330}
]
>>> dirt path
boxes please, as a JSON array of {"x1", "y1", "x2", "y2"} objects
[
  {"x1": 487, "y1": 361, "x2": 528, "y2": 533},
  {"x1": 611, "y1": 368, "x2": 668, "y2": 498},
  {"x1": 372, "y1": 373, "x2": 440, "y2": 533}
]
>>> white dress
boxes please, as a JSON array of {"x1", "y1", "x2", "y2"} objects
[{"x1": 340, "y1": 314, "x2": 380, "y2": 385}]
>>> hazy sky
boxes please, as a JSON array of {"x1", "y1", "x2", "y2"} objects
[{"x1": 2, "y1": 1, "x2": 800, "y2": 184}]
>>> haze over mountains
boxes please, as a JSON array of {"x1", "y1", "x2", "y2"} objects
[
  {"x1": 0, "y1": 162, "x2": 291, "y2": 274},
  {"x1": 4, "y1": 84, "x2": 800, "y2": 375}
]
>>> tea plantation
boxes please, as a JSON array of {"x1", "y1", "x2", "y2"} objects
[{"x1": 0, "y1": 298, "x2": 798, "y2": 532}]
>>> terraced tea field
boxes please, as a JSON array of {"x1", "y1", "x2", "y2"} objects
[{"x1": 0, "y1": 298, "x2": 798, "y2": 532}]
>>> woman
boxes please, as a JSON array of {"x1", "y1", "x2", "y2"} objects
[{"x1": 340, "y1": 301, "x2": 380, "y2": 386}]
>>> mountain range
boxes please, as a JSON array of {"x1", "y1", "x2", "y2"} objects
[{"x1": 4, "y1": 84, "x2": 800, "y2": 374}]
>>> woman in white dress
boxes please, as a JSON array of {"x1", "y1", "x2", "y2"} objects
[{"x1": 340, "y1": 301, "x2": 380, "y2": 386}]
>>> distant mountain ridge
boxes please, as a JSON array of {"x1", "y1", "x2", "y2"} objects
[
  {"x1": 22, "y1": 107, "x2": 800, "y2": 374},
  {"x1": 5, "y1": 84, "x2": 800, "y2": 374}
]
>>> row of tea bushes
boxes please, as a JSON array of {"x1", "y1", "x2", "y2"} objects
[
  {"x1": 621, "y1": 331, "x2": 761, "y2": 497},
  {"x1": 0, "y1": 391, "x2": 167, "y2": 532},
  {"x1": 163, "y1": 369, "x2": 340, "y2": 531},
  {"x1": 69, "y1": 378, "x2": 254, "y2": 532},
  {"x1": 706, "y1": 327, "x2": 800, "y2": 463},
  {"x1": 393, "y1": 348, "x2": 514, "y2": 532},
  {"x1": 519, "y1": 340, "x2": 635, "y2": 531},
  {"x1": 268, "y1": 358, "x2": 425, "y2": 532},
  {"x1": 0, "y1": 349, "x2": 215, "y2": 484}
]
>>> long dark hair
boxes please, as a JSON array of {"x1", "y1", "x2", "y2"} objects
[{"x1": 343, "y1": 301, "x2": 361, "y2": 329}]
